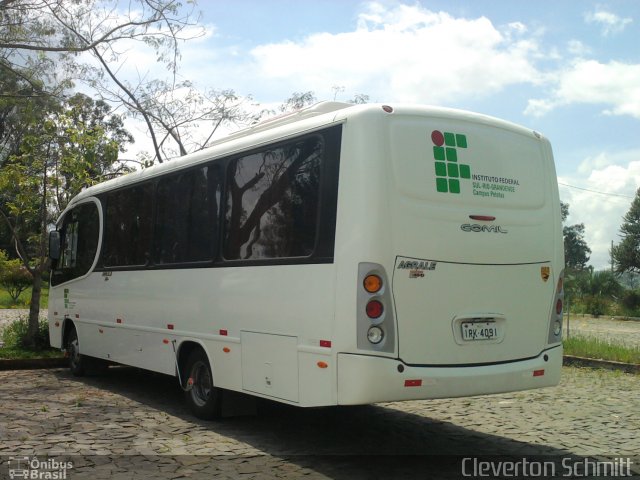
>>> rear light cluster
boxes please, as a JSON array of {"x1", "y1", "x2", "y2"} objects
[
  {"x1": 547, "y1": 269, "x2": 564, "y2": 343},
  {"x1": 357, "y1": 263, "x2": 395, "y2": 353}
]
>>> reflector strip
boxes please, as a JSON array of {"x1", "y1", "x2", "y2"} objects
[
  {"x1": 162, "y1": 339, "x2": 169, "y2": 344},
  {"x1": 219, "y1": 329, "x2": 228, "y2": 336},
  {"x1": 167, "y1": 324, "x2": 174, "y2": 330},
  {"x1": 320, "y1": 340, "x2": 332, "y2": 348},
  {"x1": 404, "y1": 379, "x2": 422, "y2": 387},
  {"x1": 116, "y1": 318, "x2": 122, "y2": 324},
  {"x1": 75, "y1": 314, "x2": 80, "y2": 319},
  {"x1": 469, "y1": 215, "x2": 496, "y2": 221},
  {"x1": 533, "y1": 369, "x2": 545, "y2": 377}
]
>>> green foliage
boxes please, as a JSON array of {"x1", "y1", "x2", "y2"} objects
[
  {"x1": 563, "y1": 223, "x2": 591, "y2": 271},
  {"x1": 582, "y1": 295, "x2": 609, "y2": 317},
  {"x1": 612, "y1": 188, "x2": 640, "y2": 274},
  {"x1": 0, "y1": 250, "x2": 32, "y2": 302},
  {"x1": 561, "y1": 202, "x2": 591, "y2": 272},
  {"x1": 1, "y1": 316, "x2": 50, "y2": 350},
  {"x1": 564, "y1": 335, "x2": 640, "y2": 364},
  {"x1": 620, "y1": 290, "x2": 640, "y2": 313}
]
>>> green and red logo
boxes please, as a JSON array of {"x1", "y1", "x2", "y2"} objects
[{"x1": 431, "y1": 130, "x2": 471, "y2": 194}]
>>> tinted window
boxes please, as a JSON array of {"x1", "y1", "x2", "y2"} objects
[
  {"x1": 224, "y1": 136, "x2": 323, "y2": 260},
  {"x1": 103, "y1": 184, "x2": 153, "y2": 267},
  {"x1": 154, "y1": 166, "x2": 220, "y2": 264},
  {"x1": 51, "y1": 202, "x2": 100, "y2": 286}
]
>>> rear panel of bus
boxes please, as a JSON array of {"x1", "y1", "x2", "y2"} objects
[{"x1": 334, "y1": 106, "x2": 563, "y2": 403}]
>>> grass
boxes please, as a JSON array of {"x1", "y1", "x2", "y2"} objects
[
  {"x1": 0, "y1": 286, "x2": 49, "y2": 309},
  {"x1": 563, "y1": 335, "x2": 640, "y2": 364},
  {"x1": 0, "y1": 347, "x2": 63, "y2": 360}
]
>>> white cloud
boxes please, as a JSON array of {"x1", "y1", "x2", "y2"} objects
[
  {"x1": 559, "y1": 155, "x2": 640, "y2": 270},
  {"x1": 249, "y1": 1, "x2": 543, "y2": 103},
  {"x1": 567, "y1": 39, "x2": 591, "y2": 56},
  {"x1": 585, "y1": 7, "x2": 633, "y2": 36},
  {"x1": 526, "y1": 60, "x2": 640, "y2": 118}
]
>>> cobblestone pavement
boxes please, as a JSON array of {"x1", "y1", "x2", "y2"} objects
[
  {"x1": 563, "y1": 314, "x2": 640, "y2": 348},
  {"x1": 0, "y1": 366, "x2": 638, "y2": 479}
]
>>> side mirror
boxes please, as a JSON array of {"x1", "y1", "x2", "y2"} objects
[{"x1": 49, "y1": 231, "x2": 61, "y2": 260}]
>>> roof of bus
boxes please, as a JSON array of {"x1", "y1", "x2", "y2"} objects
[{"x1": 70, "y1": 102, "x2": 542, "y2": 206}]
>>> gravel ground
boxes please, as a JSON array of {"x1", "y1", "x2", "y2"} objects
[{"x1": 564, "y1": 314, "x2": 640, "y2": 347}]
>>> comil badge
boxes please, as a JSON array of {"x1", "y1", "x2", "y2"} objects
[{"x1": 541, "y1": 266, "x2": 550, "y2": 282}]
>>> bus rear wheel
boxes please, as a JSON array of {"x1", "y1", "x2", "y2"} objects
[{"x1": 184, "y1": 349, "x2": 222, "y2": 420}]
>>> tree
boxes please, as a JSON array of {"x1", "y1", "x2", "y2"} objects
[
  {"x1": 0, "y1": 92, "x2": 132, "y2": 347},
  {"x1": 612, "y1": 188, "x2": 640, "y2": 274},
  {"x1": 0, "y1": 0, "x2": 221, "y2": 164},
  {"x1": 564, "y1": 223, "x2": 591, "y2": 271},
  {"x1": 562, "y1": 203, "x2": 591, "y2": 272}
]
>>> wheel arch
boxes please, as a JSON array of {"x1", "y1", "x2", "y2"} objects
[
  {"x1": 61, "y1": 318, "x2": 77, "y2": 348},
  {"x1": 176, "y1": 339, "x2": 213, "y2": 381}
]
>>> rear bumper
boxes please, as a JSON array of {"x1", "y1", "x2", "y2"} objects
[{"x1": 337, "y1": 345, "x2": 562, "y2": 405}]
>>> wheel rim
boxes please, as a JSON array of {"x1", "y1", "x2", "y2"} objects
[
  {"x1": 69, "y1": 336, "x2": 80, "y2": 370},
  {"x1": 190, "y1": 360, "x2": 213, "y2": 407}
]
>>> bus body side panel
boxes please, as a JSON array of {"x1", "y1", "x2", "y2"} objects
[{"x1": 56, "y1": 264, "x2": 337, "y2": 406}]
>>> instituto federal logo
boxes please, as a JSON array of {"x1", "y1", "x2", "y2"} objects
[{"x1": 431, "y1": 130, "x2": 471, "y2": 194}]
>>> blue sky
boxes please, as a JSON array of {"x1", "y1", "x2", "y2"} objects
[{"x1": 123, "y1": 0, "x2": 640, "y2": 269}]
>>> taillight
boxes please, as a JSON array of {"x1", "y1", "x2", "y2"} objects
[
  {"x1": 367, "y1": 326, "x2": 384, "y2": 344},
  {"x1": 366, "y1": 300, "x2": 384, "y2": 319},
  {"x1": 358, "y1": 263, "x2": 395, "y2": 353},
  {"x1": 547, "y1": 268, "x2": 564, "y2": 344},
  {"x1": 363, "y1": 274, "x2": 383, "y2": 293}
]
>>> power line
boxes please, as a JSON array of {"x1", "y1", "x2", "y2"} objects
[{"x1": 558, "y1": 182, "x2": 634, "y2": 199}]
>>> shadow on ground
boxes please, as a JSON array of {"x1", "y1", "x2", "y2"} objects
[{"x1": 44, "y1": 367, "x2": 590, "y2": 479}]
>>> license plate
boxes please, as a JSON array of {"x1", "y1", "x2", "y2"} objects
[{"x1": 461, "y1": 321, "x2": 499, "y2": 341}]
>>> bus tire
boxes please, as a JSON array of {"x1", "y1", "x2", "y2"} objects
[
  {"x1": 66, "y1": 327, "x2": 87, "y2": 377},
  {"x1": 184, "y1": 349, "x2": 222, "y2": 420}
]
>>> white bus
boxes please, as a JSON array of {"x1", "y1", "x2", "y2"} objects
[{"x1": 48, "y1": 102, "x2": 564, "y2": 419}]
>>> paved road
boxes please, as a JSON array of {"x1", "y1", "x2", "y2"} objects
[{"x1": 0, "y1": 366, "x2": 638, "y2": 479}]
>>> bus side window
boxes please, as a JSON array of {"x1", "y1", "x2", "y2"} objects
[
  {"x1": 224, "y1": 136, "x2": 324, "y2": 260},
  {"x1": 154, "y1": 166, "x2": 218, "y2": 264},
  {"x1": 103, "y1": 184, "x2": 153, "y2": 267},
  {"x1": 51, "y1": 202, "x2": 100, "y2": 286}
]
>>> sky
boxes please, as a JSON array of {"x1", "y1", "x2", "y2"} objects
[{"x1": 119, "y1": 0, "x2": 640, "y2": 270}]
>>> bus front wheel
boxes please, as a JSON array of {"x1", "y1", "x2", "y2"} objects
[
  {"x1": 66, "y1": 327, "x2": 87, "y2": 377},
  {"x1": 184, "y1": 349, "x2": 222, "y2": 420}
]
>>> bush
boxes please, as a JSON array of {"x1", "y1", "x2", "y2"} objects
[
  {"x1": 0, "y1": 251, "x2": 32, "y2": 303},
  {"x1": 1, "y1": 316, "x2": 50, "y2": 350},
  {"x1": 583, "y1": 295, "x2": 608, "y2": 317},
  {"x1": 621, "y1": 290, "x2": 640, "y2": 314}
]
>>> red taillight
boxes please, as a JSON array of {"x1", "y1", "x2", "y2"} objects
[
  {"x1": 556, "y1": 298, "x2": 563, "y2": 315},
  {"x1": 366, "y1": 300, "x2": 384, "y2": 319}
]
